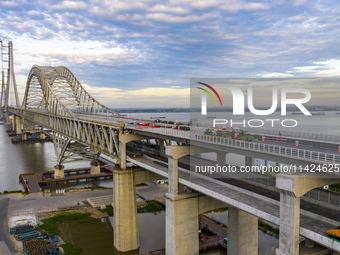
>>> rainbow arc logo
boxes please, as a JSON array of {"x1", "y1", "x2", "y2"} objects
[{"x1": 196, "y1": 82, "x2": 222, "y2": 115}]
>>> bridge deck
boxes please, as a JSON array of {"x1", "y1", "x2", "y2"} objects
[{"x1": 128, "y1": 155, "x2": 340, "y2": 252}]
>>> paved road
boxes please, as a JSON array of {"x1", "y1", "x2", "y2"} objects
[
  {"x1": 0, "y1": 198, "x2": 17, "y2": 254},
  {"x1": 25, "y1": 174, "x2": 41, "y2": 193},
  {"x1": 7, "y1": 189, "x2": 114, "y2": 215},
  {"x1": 200, "y1": 214, "x2": 227, "y2": 245}
]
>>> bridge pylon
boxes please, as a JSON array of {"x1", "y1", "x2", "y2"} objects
[{"x1": 0, "y1": 41, "x2": 20, "y2": 124}]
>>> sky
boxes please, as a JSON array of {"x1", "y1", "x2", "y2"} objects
[{"x1": 1, "y1": 0, "x2": 340, "y2": 108}]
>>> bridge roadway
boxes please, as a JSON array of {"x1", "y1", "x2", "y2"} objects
[
  {"x1": 127, "y1": 154, "x2": 340, "y2": 252},
  {"x1": 127, "y1": 146, "x2": 340, "y2": 225},
  {"x1": 76, "y1": 112, "x2": 340, "y2": 162},
  {"x1": 8, "y1": 107, "x2": 340, "y2": 170}
]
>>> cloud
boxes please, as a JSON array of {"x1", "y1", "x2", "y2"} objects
[
  {"x1": 0, "y1": 0, "x2": 340, "y2": 108},
  {"x1": 51, "y1": 1, "x2": 88, "y2": 11},
  {"x1": 145, "y1": 12, "x2": 217, "y2": 23},
  {"x1": 80, "y1": 83, "x2": 190, "y2": 108},
  {"x1": 222, "y1": 2, "x2": 270, "y2": 12},
  {"x1": 288, "y1": 15, "x2": 306, "y2": 21},
  {"x1": 292, "y1": 59, "x2": 340, "y2": 77},
  {"x1": 0, "y1": 1, "x2": 19, "y2": 8}
]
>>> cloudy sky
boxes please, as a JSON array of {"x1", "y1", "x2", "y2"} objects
[{"x1": 1, "y1": 0, "x2": 340, "y2": 108}]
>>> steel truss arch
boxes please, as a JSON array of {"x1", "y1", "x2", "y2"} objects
[{"x1": 21, "y1": 65, "x2": 119, "y2": 164}]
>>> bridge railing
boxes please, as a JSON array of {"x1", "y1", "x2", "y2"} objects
[
  {"x1": 239, "y1": 171, "x2": 340, "y2": 207},
  {"x1": 125, "y1": 124, "x2": 340, "y2": 165},
  {"x1": 245, "y1": 127, "x2": 340, "y2": 143},
  {"x1": 130, "y1": 125, "x2": 192, "y2": 138},
  {"x1": 194, "y1": 134, "x2": 340, "y2": 164}
]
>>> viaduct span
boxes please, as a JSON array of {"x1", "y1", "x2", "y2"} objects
[{"x1": 4, "y1": 65, "x2": 340, "y2": 255}]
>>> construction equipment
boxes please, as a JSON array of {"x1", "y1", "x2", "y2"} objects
[
  {"x1": 326, "y1": 229, "x2": 340, "y2": 242},
  {"x1": 23, "y1": 237, "x2": 61, "y2": 255}
]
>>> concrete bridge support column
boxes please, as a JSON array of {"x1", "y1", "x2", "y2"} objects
[
  {"x1": 168, "y1": 157, "x2": 179, "y2": 195},
  {"x1": 119, "y1": 134, "x2": 148, "y2": 170},
  {"x1": 54, "y1": 165, "x2": 65, "y2": 179},
  {"x1": 276, "y1": 193, "x2": 300, "y2": 255},
  {"x1": 275, "y1": 172, "x2": 340, "y2": 255},
  {"x1": 165, "y1": 145, "x2": 199, "y2": 255},
  {"x1": 22, "y1": 133, "x2": 27, "y2": 140},
  {"x1": 119, "y1": 140, "x2": 127, "y2": 170},
  {"x1": 40, "y1": 132, "x2": 45, "y2": 139},
  {"x1": 15, "y1": 115, "x2": 22, "y2": 134},
  {"x1": 274, "y1": 173, "x2": 339, "y2": 255},
  {"x1": 165, "y1": 145, "x2": 217, "y2": 255},
  {"x1": 245, "y1": 156, "x2": 255, "y2": 168},
  {"x1": 217, "y1": 152, "x2": 226, "y2": 166},
  {"x1": 159, "y1": 139, "x2": 165, "y2": 156},
  {"x1": 165, "y1": 192, "x2": 199, "y2": 255},
  {"x1": 305, "y1": 239, "x2": 314, "y2": 248},
  {"x1": 112, "y1": 134, "x2": 147, "y2": 252},
  {"x1": 113, "y1": 169, "x2": 139, "y2": 252},
  {"x1": 90, "y1": 161, "x2": 100, "y2": 175},
  {"x1": 228, "y1": 206, "x2": 258, "y2": 255},
  {"x1": 12, "y1": 114, "x2": 16, "y2": 130}
]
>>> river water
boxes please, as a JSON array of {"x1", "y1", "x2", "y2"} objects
[
  {"x1": 57, "y1": 210, "x2": 277, "y2": 255},
  {"x1": 0, "y1": 111, "x2": 338, "y2": 254}
]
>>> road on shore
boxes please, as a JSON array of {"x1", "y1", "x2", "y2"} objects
[{"x1": 0, "y1": 198, "x2": 17, "y2": 255}]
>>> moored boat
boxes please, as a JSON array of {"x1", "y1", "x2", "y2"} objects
[
  {"x1": 292, "y1": 111, "x2": 303, "y2": 115},
  {"x1": 138, "y1": 123, "x2": 150, "y2": 126},
  {"x1": 311, "y1": 112, "x2": 325, "y2": 115}
]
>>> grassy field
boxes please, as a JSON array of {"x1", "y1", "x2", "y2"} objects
[
  {"x1": 258, "y1": 219, "x2": 279, "y2": 238},
  {"x1": 98, "y1": 200, "x2": 164, "y2": 216},
  {"x1": 60, "y1": 243, "x2": 81, "y2": 255},
  {"x1": 36, "y1": 212, "x2": 92, "y2": 235}
]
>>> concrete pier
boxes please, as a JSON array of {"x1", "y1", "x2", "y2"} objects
[
  {"x1": 305, "y1": 239, "x2": 314, "y2": 249},
  {"x1": 276, "y1": 194, "x2": 300, "y2": 255},
  {"x1": 245, "y1": 156, "x2": 255, "y2": 168},
  {"x1": 15, "y1": 115, "x2": 21, "y2": 134},
  {"x1": 217, "y1": 152, "x2": 226, "y2": 166},
  {"x1": 54, "y1": 165, "x2": 65, "y2": 179},
  {"x1": 113, "y1": 134, "x2": 148, "y2": 252},
  {"x1": 165, "y1": 192, "x2": 199, "y2": 255},
  {"x1": 12, "y1": 114, "x2": 16, "y2": 130},
  {"x1": 166, "y1": 146, "x2": 190, "y2": 196},
  {"x1": 159, "y1": 139, "x2": 165, "y2": 156},
  {"x1": 165, "y1": 145, "x2": 228, "y2": 255},
  {"x1": 90, "y1": 161, "x2": 100, "y2": 175},
  {"x1": 228, "y1": 206, "x2": 258, "y2": 255},
  {"x1": 119, "y1": 134, "x2": 147, "y2": 170},
  {"x1": 168, "y1": 157, "x2": 179, "y2": 196},
  {"x1": 276, "y1": 173, "x2": 340, "y2": 255},
  {"x1": 113, "y1": 169, "x2": 139, "y2": 252}
]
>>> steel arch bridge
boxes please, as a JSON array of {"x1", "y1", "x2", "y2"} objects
[{"x1": 10, "y1": 65, "x2": 125, "y2": 165}]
